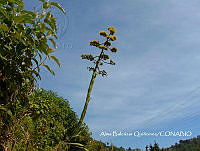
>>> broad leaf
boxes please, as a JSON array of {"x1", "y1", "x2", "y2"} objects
[
  {"x1": 47, "y1": 48, "x2": 55, "y2": 54},
  {"x1": 42, "y1": 64, "x2": 55, "y2": 75},
  {"x1": 50, "y1": 55, "x2": 61, "y2": 67},
  {"x1": 48, "y1": 38, "x2": 57, "y2": 49},
  {"x1": 50, "y1": 2, "x2": 66, "y2": 14}
]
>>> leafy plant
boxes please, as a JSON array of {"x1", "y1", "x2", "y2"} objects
[{"x1": 0, "y1": 0, "x2": 65, "y2": 106}]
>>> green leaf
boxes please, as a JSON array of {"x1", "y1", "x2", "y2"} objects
[
  {"x1": 0, "y1": 53, "x2": 7, "y2": 60},
  {"x1": 0, "y1": 8, "x2": 9, "y2": 18},
  {"x1": 38, "y1": 41, "x2": 49, "y2": 54},
  {"x1": 50, "y1": 2, "x2": 66, "y2": 14},
  {"x1": 47, "y1": 48, "x2": 55, "y2": 54},
  {"x1": 43, "y1": 2, "x2": 50, "y2": 9},
  {"x1": 42, "y1": 64, "x2": 55, "y2": 75},
  {"x1": 50, "y1": 56, "x2": 61, "y2": 67},
  {"x1": 0, "y1": 24, "x2": 9, "y2": 31},
  {"x1": 8, "y1": 0, "x2": 15, "y2": 3},
  {"x1": 38, "y1": 0, "x2": 45, "y2": 2},
  {"x1": 22, "y1": 10, "x2": 36, "y2": 18},
  {"x1": 31, "y1": 70, "x2": 41, "y2": 79},
  {"x1": 48, "y1": 38, "x2": 57, "y2": 49},
  {"x1": 14, "y1": 14, "x2": 34, "y2": 24},
  {"x1": 65, "y1": 143, "x2": 84, "y2": 147},
  {"x1": 0, "y1": 105, "x2": 13, "y2": 117},
  {"x1": 32, "y1": 58, "x2": 40, "y2": 72},
  {"x1": 64, "y1": 142, "x2": 89, "y2": 151},
  {"x1": 15, "y1": 0, "x2": 24, "y2": 10},
  {"x1": 44, "y1": 16, "x2": 56, "y2": 31}
]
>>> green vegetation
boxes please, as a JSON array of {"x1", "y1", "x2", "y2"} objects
[
  {"x1": 86, "y1": 140, "x2": 127, "y2": 151},
  {"x1": 163, "y1": 136, "x2": 200, "y2": 151},
  {"x1": 145, "y1": 136, "x2": 200, "y2": 151},
  {"x1": 0, "y1": 89, "x2": 91, "y2": 150},
  {"x1": 145, "y1": 142, "x2": 160, "y2": 151},
  {"x1": 0, "y1": 0, "x2": 63, "y2": 106}
]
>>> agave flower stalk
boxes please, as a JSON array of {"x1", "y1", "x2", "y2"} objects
[{"x1": 78, "y1": 26, "x2": 118, "y2": 127}]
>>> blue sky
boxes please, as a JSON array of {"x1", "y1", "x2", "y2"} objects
[{"x1": 26, "y1": 0, "x2": 200, "y2": 149}]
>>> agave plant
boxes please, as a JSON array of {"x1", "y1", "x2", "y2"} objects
[{"x1": 78, "y1": 26, "x2": 118, "y2": 127}]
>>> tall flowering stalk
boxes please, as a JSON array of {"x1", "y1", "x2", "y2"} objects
[{"x1": 78, "y1": 27, "x2": 118, "y2": 127}]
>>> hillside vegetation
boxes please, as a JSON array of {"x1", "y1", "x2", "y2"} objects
[{"x1": 164, "y1": 136, "x2": 200, "y2": 151}]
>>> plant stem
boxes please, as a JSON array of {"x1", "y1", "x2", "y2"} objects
[
  {"x1": 78, "y1": 49, "x2": 104, "y2": 127},
  {"x1": 78, "y1": 71, "x2": 96, "y2": 126}
]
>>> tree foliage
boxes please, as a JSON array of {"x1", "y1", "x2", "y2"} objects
[
  {"x1": 161, "y1": 136, "x2": 200, "y2": 151},
  {"x1": 0, "y1": 0, "x2": 63, "y2": 106}
]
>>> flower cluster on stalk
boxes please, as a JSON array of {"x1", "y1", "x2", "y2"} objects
[{"x1": 81, "y1": 26, "x2": 118, "y2": 76}]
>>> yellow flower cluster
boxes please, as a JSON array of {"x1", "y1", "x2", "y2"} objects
[
  {"x1": 90, "y1": 40, "x2": 100, "y2": 46},
  {"x1": 104, "y1": 41, "x2": 112, "y2": 46},
  {"x1": 81, "y1": 54, "x2": 94, "y2": 61},
  {"x1": 108, "y1": 35, "x2": 117, "y2": 41},
  {"x1": 101, "y1": 54, "x2": 109, "y2": 60},
  {"x1": 108, "y1": 27, "x2": 116, "y2": 35},
  {"x1": 99, "y1": 30, "x2": 108, "y2": 37},
  {"x1": 99, "y1": 45, "x2": 108, "y2": 50},
  {"x1": 110, "y1": 47, "x2": 117, "y2": 53}
]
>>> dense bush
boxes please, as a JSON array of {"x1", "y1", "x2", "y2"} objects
[{"x1": 0, "y1": 89, "x2": 91, "y2": 150}]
